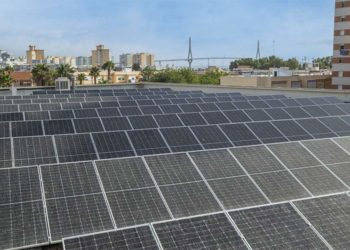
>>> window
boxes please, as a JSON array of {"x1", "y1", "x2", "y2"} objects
[
  {"x1": 341, "y1": 16, "x2": 346, "y2": 22},
  {"x1": 339, "y1": 71, "x2": 344, "y2": 77},
  {"x1": 342, "y1": 1, "x2": 346, "y2": 7},
  {"x1": 341, "y1": 30, "x2": 345, "y2": 36}
]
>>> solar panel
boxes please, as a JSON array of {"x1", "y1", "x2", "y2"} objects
[
  {"x1": 170, "y1": 98, "x2": 187, "y2": 104},
  {"x1": 0, "y1": 122, "x2": 9, "y2": 138},
  {"x1": 24, "y1": 111, "x2": 50, "y2": 121},
  {"x1": 310, "y1": 97, "x2": 329, "y2": 105},
  {"x1": 197, "y1": 102, "x2": 219, "y2": 111},
  {"x1": 102, "y1": 117, "x2": 132, "y2": 131},
  {"x1": 0, "y1": 138, "x2": 12, "y2": 168},
  {"x1": 295, "y1": 98, "x2": 315, "y2": 106},
  {"x1": 136, "y1": 99, "x2": 154, "y2": 106},
  {"x1": 160, "y1": 181, "x2": 221, "y2": 217},
  {"x1": 272, "y1": 120, "x2": 313, "y2": 141},
  {"x1": 327, "y1": 162, "x2": 350, "y2": 186},
  {"x1": 54, "y1": 134, "x2": 98, "y2": 162},
  {"x1": 0, "y1": 112, "x2": 23, "y2": 121},
  {"x1": 0, "y1": 104, "x2": 19, "y2": 113},
  {"x1": 96, "y1": 157, "x2": 154, "y2": 192},
  {"x1": 100, "y1": 101, "x2": 119, "y2": 107},
  {"x1": 244, "y1": 109, "x2": 272, "y2": 121},
  {"x1": 129, "y1": 115, "x2": 158, "y2": 129},
  {"x1": 62, "y1": 102, "x2": 82, "y2": 110},
  {"x1": 92, "y1": 132, "x2": 135, "y2": 159},
  {"x1": 73, "y1": 118, "x2": 104, "y2": 133},
  {"x1": 220, "y1": 123, "x2": 261, "y2": 146},
  {"x1": 63, "y1": 225, "x2": 160, "y2": 250},
  {"x1": 140, "y1": 105, "x2": 163, "y2": 115},
  {"x1": 19, "y1": 104, "x2": 41, "y2": 112},
  {"x1": 49, "y1": 110, "x2": 74, "y2": 119},
  {"x1": 189, "y1": 149, "x2": 245, "y2": 179},
  {"x1": 14, "y1": 136, "x2": 57, "y2": 166},
  {"x1": 153, "y1": 213, "x2": 247, "y2": 249},
  {"x1": 264, "y1": 108, "x2": 292, "y2": 120},
  {"x1": 302, "y1": 139, "x2": 350, "y2": 164},
  {"x1": 319, "y1": 117, "x2": 350, "y2": 136},
  {"x1": 81, "y1": 102, "x2": 101, "y2": 109},
  {"x1": 233, "y1": 101, "x2": 254, "y2": 109},
  {"x1": 250, "y1": 170, "x2": 310, "y2": 202},
  {"x1": 153, "y1": 114, "x2": 183, "y2": 127},
  {"x1": 208, "y1": 176, "x2": 268, "y2": 209},
  {"x1": 246, "y1": 122, "x2": 287, "y2": 143},
  {"x1": 178, "y1": 112, "x2": 207, "y2": 126},
  {"x1": 160, "y1": 127, "x2": 202, "y2": 152},
  {"x1": 249, "y1": 100, "x2": 269, "y2": 109},
  {"x1": 319, "y1": 104, "x2": 346, "y2": 116},
  {"x1": 215, "y1": 102, "x2": 236, "y2": 111},
  {"x1": 127, "y1": 129, "x2": 170, "y2": 155},
  {"x1": 268, "y1": 142, "x2": 321, "y2": 169},
  {"x1": 187, "y1": 97, "x2": 203, "y2": 104},
  {"x1": 119, "y1": 106, "x2": 142, "y2": 116},
  {"x1": 296, "y1": 119, "x2": 337, "y2": 139},
  {"x1": 179, "y1": 103, "x2": 201, "y2": 113},
  {"x1": 302, "y1": 106, "x2": 329, "y2": 117},
  {"x1": 96, "y1": 107, "x2": 120, "y2": 117},
  {"x1": 159, "y1": 104, "x2": 182, "y2": 114},
  {"x1": 12, "y1": 121, "x2": 43, "y2": 137},
  {"x1": 229, "y1": 203, "x2": 327, "y2": 249},
  {"x1": 291, "y1": 166, "x2": 348, "y2": 195},
  {"x1": 293, "y1": 194, "x2": 350, "y2": 249},
  {"x1": 201, "y1": 111, "x2": 230, "y2": 124},
  {"x1": 154, "y1": 99, "x2": 171, "y2": 105},
  {"x1": 119, "y1": 100, "x2": 137, "y2": 107},
  {"x1": 280, "y1": 98, "x2": 301, "y2": 107},
  {"x1": 145, "y1": 153, "x2": 201, "y2": 185},
  {"x1": 190, "y1": 125, "x2": 232, "y2": 149},
  {"x1": 43, "y1": 119, "x2": 75, "y2": 135},
  {"x1": 230, "y1": 145, "x2": 285, "y2": 174},
  {"x1": 74, "y1": 109, "x2": 98, "y2": 118},
  {"x1": 284, "y1": 107, "x2": 311, "y2": 119},
  {"x1": 223, "y1": 110, "x2": 251, "y2": 123}
]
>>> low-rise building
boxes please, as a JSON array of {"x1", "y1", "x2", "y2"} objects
[
  {"x1": 73, "y1": 70, "x2": 141, "y2": 85},
  {"x1": 10, "y1": 72, "x2": 33, "y2": 86}
]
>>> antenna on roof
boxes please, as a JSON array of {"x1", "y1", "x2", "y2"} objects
[{"x1": 256, "y1": 40, "x2": 261, "y2": 60}]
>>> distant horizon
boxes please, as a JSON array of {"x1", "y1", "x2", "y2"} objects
[{"x1": 1, "y1": 0, "x2": 334, "y2": 67}]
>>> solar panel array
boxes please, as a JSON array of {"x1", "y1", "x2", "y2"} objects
[{"x1": 1, "y1": 87, "x2": 350, "y2": 250}]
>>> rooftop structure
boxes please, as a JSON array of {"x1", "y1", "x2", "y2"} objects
[{"x1": 0, "y1": 84, "x2": 350, "y2": 249}]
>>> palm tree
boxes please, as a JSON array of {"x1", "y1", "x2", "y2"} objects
[
  {"x1": 102, "y1": 61, "x2": 115, "y2": 83},
  {"x1": 32, "y1": 64, "x2": 54, "y2": 86},
  {"x1": 89, "y1": 67, "x2": 100, "y2": 84},
  {"x1": 76, "y1": 73, "x2": 87, "y2": 85},
  {"x1": 56, "y1": 64, "x2": 75, "y2": 80},
  {"x1": 0, "y1": 69, "x2": 13, "y2": 87}
]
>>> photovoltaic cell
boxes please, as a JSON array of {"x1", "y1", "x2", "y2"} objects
[
  {"x1": 54, "y1": 134, "x2": 98, "y2": 162},
  {"x1": 102, "y1": 117, "x2": 131, "y2": 131},
  {"x1": 49, "y1": 110, "x2": 74, "y2": 119},
  {"x1": 229, "y1": 203, "x2": 327, "y2": 249},
  {"x1": 233, "y1": 101, "x2": 254, "y2": 109},
  {"x1": 319, "y1": 104, "x2": 346, "y2": 116},
  {"x1": 223, "y1": 110, "x2": 251, "y2": 123},
  {"x1": 145, "y1": 153, "x2": 201, "y2": 185},
  {"x1": 251, "y1": 170, "x2": 310, "y2": 202},
  {"x1": 25, "y1": 111, "x2": 50, "y2": 121},
  {"x1": 64, "y1": 225, "x2": 159, "y2": 250},
  {"x1": 12, "y1": 121, "x2": 43, "y2": 137},
  {"x1": 92, "y1": 131, "x2": 135, "y2": 159},
  {"x1": 198, "y1": 103, "x2": 219, "y2": 111},
  {"x1": 0, "y1": 112, "x2": 23, "y2": 121},
  {"x1": 0, "y1": 122, "x2": 10, "y2": 138},
  {"x1": 43, "y1": 119, "x2": 75, "y2": 135},
  {"x1": 159, "y1": 104, "x2": 182, "y2": 114},
  {"x1": 244, "y1": 109, "x2": 272, "y2": 121},
  {"x1": 160, "y1": 127, "x2": 202, "y2": 152},
  {"x1": 119, "y1": 106, "x2": 142, "y2": 116},
  {"x1": 220, "y1": 123, "x2": 261, "y2": 146},
  {"x1": 14, "y1": 136, "x2": 57, "y2": 166},
  {"x1": 0, "y1": 138, "x2": 12, "y2": 168},
  {"x1": 264, "y1": 108, "x2": 292, "y2": 120},
  {"x1": 129, "y1": 115, "x2": 158, "y2": 129},
  {"x1": 208, "y1": 176, "x2": 268, "y2": 209},
  {"x1": 328, "y1": 162, "x2": 350, "y2": 185},
  {"x1": 73, "y1": 118, "x2": 104, "y2": 133},
  {"x1": 284, "y1": 107, "x2": 311, "y2": 119},
  {"x1": 127, "y1": 129, "x2": 170, "y2": 155},
  {"x1": 291, "y1": 166, "x2": 348, "y2": 195},
  {"x1": 293, "y1": 194, "x2": 350, "y2": 249},
  {"x1": 96, "y1": 107, "x2": 120, "y2": 117},
  {"x1": 179, "y1": 103, "x2": 201, "y2": 113},
  {"x1": 154, "y1": 213, "x2": 247, "y2": 249},
  {"x1": 201, "y1": 111, "x2": 230, "y2": 124},
  {"x1": 160, "y1": 181, "x2": 221, "y2": 217},
  {"x1": 154, "y1": 114, "x2": 183, "y2": 127},
  {"x1": 215, "y1": 102, "x2": 236, "y2": 111},
  {"x1": 140, "y1": 105, "x2": 163, "y2": 115},
  {"x1": 319, "y1": 117, "x2": 350, "y2": 136},
  {"x1": 190, "y1": 125, "x2": 232, "y2": 149},
  {"x1": 246, "y1": 122, "x2": 288, "y2": 143},
  {"x1": 302, "y1": 106, "x2": 329, "y2": 117},
  {"x1": 272, "y1": 120, "x2": 313, "y2": 141},
  {"x1": 178, "y1": 113, "x2": 207, "y2": 126}
]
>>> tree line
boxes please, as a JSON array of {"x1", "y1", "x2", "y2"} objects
[{"x1": 229, "y1": 56, "x2": 332, "y2": 70}]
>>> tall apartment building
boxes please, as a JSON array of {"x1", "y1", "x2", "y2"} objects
[
  {"x1": 132, "y1": 53, "x2": 155, "y2": 68},
  {"x1": 26, "y1": 45, "x2": 44, "y2": 64},
  {"x1": 76, "y1": 56, "x2": 92, "y2": 68},
  {"x1": 333, "y1": 0, "x2": 350, "y2": 89},
  {"x1": 92, "y1": 45, "x2": 110, "y2": 67},
  {"x1": 120, "y1": 53, "x2": 133, "y2": 68}
]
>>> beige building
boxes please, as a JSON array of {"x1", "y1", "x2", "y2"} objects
[
  {"x1": 131, "y1": 53, "x2": 155, "y2": 68},
  {"x1": 221, "y1": 75, "x2": 333, "y2": 89},
  {"x1": 26, "y1": 45, "x2": 44, "y2": 64},
  {"x1": 332, "y1": 0, "x2": 350, "y2": 89},
  {"x1": 92, "y1": 45, "x2": 110, "y2": 67},
  {"x1": 74, "y1": 70, "x2": 141, "y2": 85}
]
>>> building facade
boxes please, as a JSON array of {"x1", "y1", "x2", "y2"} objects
[
  {"x1": 332, "y1": 0, "x2": 350, "y2": 89},
  {"x1": 132, "y1": 53, "x2": 155, "y2": 68},
  {"x1": 76, "y1": 56, "x2": 92, "y2": 68},
  {"x1": 92, "y1": 45, "x2": 110, "y2": 67},
  {"x1": 26, "y1": 45, "x2": 44, "y2": 64},
  {"x1": 120, "y1": 53, "x2": 133, "y2": 68}
]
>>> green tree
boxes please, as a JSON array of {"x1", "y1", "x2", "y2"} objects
[
  {"x1": 32, "y1": 64, "x2": 55, "y2": 86},
  {"x1": 141, "y1": 66, "x2": 156, "y2": 81},
  {"x1": 89, "y1": 66, "x2": 100, "y2": 84},
  {"x1": 56, "y1": 64, "x2": 75, "y2": 79},
  {"x1": 132, "y1": 63, "x2": 141, "y2": 71},
  {"x1": 285, "y1": 58, "x2": 300, "y2": 70},
  {"x1": 102, "y1": 60, "x2": 115, "y2": 82},
  {"x1": 313, "y1": 57, "x2": 332, "y2": 69},
  {"x1": 0, "y1": 69, "x2": 13, "y2": 87},
  {"x1": 76, "y1": 73, "x2": 87, "y2": 85}
]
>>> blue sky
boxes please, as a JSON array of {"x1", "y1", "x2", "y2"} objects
[{"x1": 0, "y1": 0, "x2": 334, "y2": 65}]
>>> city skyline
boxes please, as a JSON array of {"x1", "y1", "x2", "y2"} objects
[{"x1": 1, "y1": 0, "x2": 334, "y2": 63}]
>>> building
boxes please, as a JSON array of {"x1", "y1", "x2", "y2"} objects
[
  {"x1": 132, "y1": 53, "x2": 155, "y2": 68},
  {"x1": 73, "y1": 70, "x2": 140, "y2": 85},
  {"x1": 332, "y1": 0, "x2": 350, "y2": 89},
  {"x1": 119, "y1": 53, "x2": 133, "y2": 68},
  {"x1": 76, "y1": 56, "x2": 92, "y2": 68},
  {"x1": 92, "y1": 45, "x2": 110, "y2": 67},
  {"x1": 26, "y1": 45, "x2": 44, "y2": 64},
  {"x1": 10, "y1": 72, "x2": 33, "y2": 86}
]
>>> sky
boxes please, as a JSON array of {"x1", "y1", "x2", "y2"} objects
[{"x1": 0, "y1": 0, "x2": 334, "y2": 67}]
